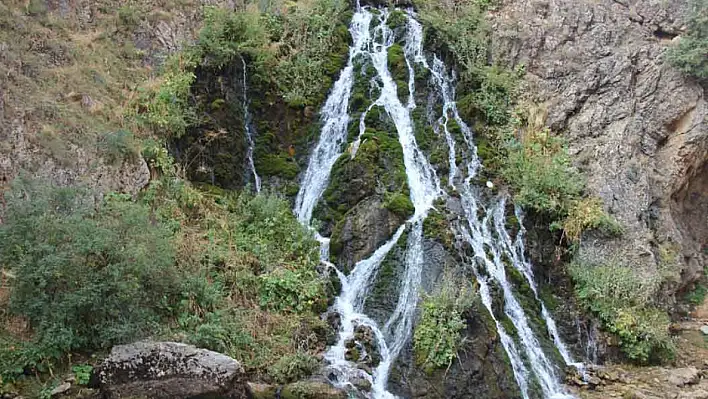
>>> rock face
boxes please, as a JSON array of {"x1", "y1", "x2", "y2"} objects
[
  {"x1": 490, "y1": 0, "x2": 707, "y2": 293},
  {"x1": 92, "y1": 341, "x2": 249, "y2": 399},
  {"x1": 330, "y1": 196, "x2": 405, "y2": 272}
]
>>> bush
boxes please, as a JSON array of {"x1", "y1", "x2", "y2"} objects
[
  {"x1": 666, "y1": 0, "x2": 708, "y2": 80},
  {"x1": 197, "y1": 6, "x2": 269, "y2": 68},
  {"x1": 560, "y1": 197, "x2": 623, "y2": 243},
  {"x1": 501, "y1": 125, "x2": 584, "y2": 216},
  {"x1": 413, "y1": 273, "x2": 476, "y2": 372},
  {"x1": 99, "y1": 130, "x2": 139, "y2": 164},
  {"x1": 569, "y1": 258, "x2": 675, "y2": 364},
  {"x1": 0, "y1": 178, "x2": 183, "y2": 372},
  {"x1": 258, "y1": 268, "x2": 327, "y2": 314},
  {"x1": 134, "y1": 52, "x2": 199, "y2": 138},
  {"x1": 267, "y1": 352, "x2": 320, "y2": 384}
]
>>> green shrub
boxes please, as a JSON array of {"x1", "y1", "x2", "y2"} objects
[
  {"x1": 271, "y1": 0, "x2": 350, "y2": 106},
  {"x1": 99, "y1": 130, "x2": 139, "y2": 164},
  {"x1": 414, "y1": 273, "x2": 476, "y2": 372},
  {"x1": 0, "y1": 178, "x2": 183, "y2": 372},
  {"x1": 197, "y1": 6, "x2": 269, "y2": 68},
  {"x1": 560, "y1": 197, "x2": 623, "y2": 243},
  {"x1": 569, "y1": 258, "x2": 675, "y2": 364},
  {"x1": 134, "y1": 52, "x2": 199, "y2": 138},
  {"x1": 71, "y1": 364, "x2": 93, "y2": 386},
  {"x1": 259, "y1": 268, "x2": 327, "y2": 314},
  {"x1": 267, "y1": 352, "x2": 320, "y2": 384},
  {"x1": 666, "y1": 0, "x2": 708, "y2": 80},
  {"x1": 501, "y1": 126, "x2": 584, "y2": 217}
]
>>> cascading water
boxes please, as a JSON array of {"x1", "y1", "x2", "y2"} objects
[
  {"x1": 294, "y1": 4, "x2": 577, "y2": 398},
  {"x1": 322, "y1": 8, "x2": 441, "y2": 398},
  {"x1": 419, "y1": 38, "x2": 576, "y2": 398},
  {"x1": 294, "y1": 8, "x2": 373, "y2": 225},
  {"x1": 239, "y1": 55, "x2": 261, "y2": 193}
]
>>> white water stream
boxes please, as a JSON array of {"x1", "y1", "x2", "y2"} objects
[
  {"x1": 293, "y1": 4, "x2": 578, "y2": 398},
  {"x1": 239, "y1": 55, "x2": 261, "y2": 192}
]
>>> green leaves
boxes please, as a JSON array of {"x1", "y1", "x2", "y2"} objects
[
  {"x1": 0, "y1": 177, "x2": 183, "y2": 376},
  {"x1": 569, "y1": 259, "x2": 675, "y2": 364},
  {"x1": 666, "y1": 0, "x2": 708, "y2": 80},
  {"x1": 413, "y1": 274, "x2": 476, "y2": 372}
]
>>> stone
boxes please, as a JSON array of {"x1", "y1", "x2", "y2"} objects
[
  {"x1": 667, "y1": 367, "x2": 701, "y2": 387},
  {"x1": 489, "y1": 0, "x2": 708, "y2": 296},
  {"x1": 50, "y1": 382, "x2": 71, "y2": 397},
  {"x1": 679, "y1": 390, "x2": 708, "y2": 399},
  {"x1": 699, "y1": 325, "x2": 708, "y2": 335},
  {"x1": 247, "y1": 383, "x2": 278, "y2": 399},
  {"x1": 91, "y1": 341, "x2": 248, "y2": 399},
  {"x1": 279, "y1": 381, "x2": 346, "y2": 399}
]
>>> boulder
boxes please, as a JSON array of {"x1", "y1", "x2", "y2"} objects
[
  {"x1": 668, "y1": 367, "x2": 701, "y2": 387},
  {"x1": 91, "y1": 341, "x2": 248, "y2": 399}
]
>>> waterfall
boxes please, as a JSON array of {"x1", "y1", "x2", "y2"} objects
[
  {"x1": 240, "y1": 55, "x2": 261, "y2": 193},
  {"x1": 294, "y1": 9, "x2": 373, "y2": 225},
  {"x1": 296, "y1": 6, "x2": 441, "y2": 398},
  {"x1": 294, "y1": 4, "x2": 577, "y2": 398},
  {"x1": 419, "y1": 36, "x2": 576, "y2": 398}
]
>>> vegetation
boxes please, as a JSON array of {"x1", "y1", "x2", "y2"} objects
[
  {"x1": 0, "y1": 178, "x2": 181, "y2": 379},
  {"x1": 0, "y1": 172, "x2": 330, "y2": 386},
  {"x1": 414, "y1": 273, "x2": 476, "y2": 372},
  {"x1": 497, "y1": 106, "x2": 621, "y2": 243},
  {"x1": 666, "y1": 0, "x2": 708, "y2": 80},
  {"x1": 569, "y1": 258, "x2": 675, "y2": 364}
]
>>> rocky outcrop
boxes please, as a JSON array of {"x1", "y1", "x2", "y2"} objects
[
  {"x1": 330, "y1": 196, "x2": 405, "y2": 272},
  {"x1": 490, "y1": 0, "x2": 707, "y2": 296},
  {"x1": 567, "y1": 363, "x2": 708, "y2": 398},
  {"x1": 91, "y1": 341, "x2": 249, "y2": 399}
]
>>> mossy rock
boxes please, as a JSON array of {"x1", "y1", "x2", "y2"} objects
[{"x1": 280, "y1": 381, "x2": 346, "y2": 399}]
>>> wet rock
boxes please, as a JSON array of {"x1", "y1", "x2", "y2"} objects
[
  {"x1": 700, "y1": 325, "x2": 708, "y2": 335},
  {"x1": 330, "y1": 196, "x2": 404, "y2": 273},
  {"x1": 91, "y1": 341, "x2": 248, "y2": 399}
]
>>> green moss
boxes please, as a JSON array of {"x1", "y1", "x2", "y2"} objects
[
  {"x1": 387, "y1": 10, "x2": 408, "y2": 30},
  {"x1": 383, "y1": 192, "x2": 414, "y2": 218},
  {"x1": 422, "y1": 209, "x2": 454, "y2": 249},
  {"x1": 387, "y1": 43, "x2": 409, "y2": 101},
  {"x1": 255, "y1": 152, "x2": 300, "y2": 179}
]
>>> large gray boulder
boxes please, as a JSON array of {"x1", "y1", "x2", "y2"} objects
[{"x1": 92, "y1": 341, "x2": 248, "y2": 399}]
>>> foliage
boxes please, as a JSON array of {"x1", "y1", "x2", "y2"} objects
[
  {"x1": 197, "y1": 6, "x2": 269, "y2": 68},
  {"x1": 569, "y1": 258, "x2": 675, "y2": 364},
  {"x1": 560, "y1": 197, "x2": 623, "y2": 243},
  {"x1": 0, "y1": 178, "x2": 183, "y2": 376},
  {"x1": 501, "y1": 124, "x2": 584, "y2": 215},
  {"x1": 414, "y1": 273, "x2": 476, "y2": 372},
  {"x1": 259, "y1": 268, "x2": 326, "y2": 314},
  {"x1": 71, "y1": 364, "x2": 93, "y2": 386},
  {"x1": 269, "y1": 0, "x2": 350, "y2": 106},
  {"x1": 98, "y1": 130, "x2": 140, "y2": 164},
  {"x1": 133, "y1": 52, "x2": 199, "y2": 138},
  {"x1": 666, "y1": 0, "x2": 708, "y2": 80},
  {"x1": 267, "y1": 352, "x2": 320, "y2": 384}
]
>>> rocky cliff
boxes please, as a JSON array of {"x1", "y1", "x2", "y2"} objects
[{"x1": 490, "y1": 0, "x2": 707, "y2": 297}]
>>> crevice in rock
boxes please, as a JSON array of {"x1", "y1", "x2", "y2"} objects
[{"x1": 653, "y1": 29, "x2": 679, "y2": 41}]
